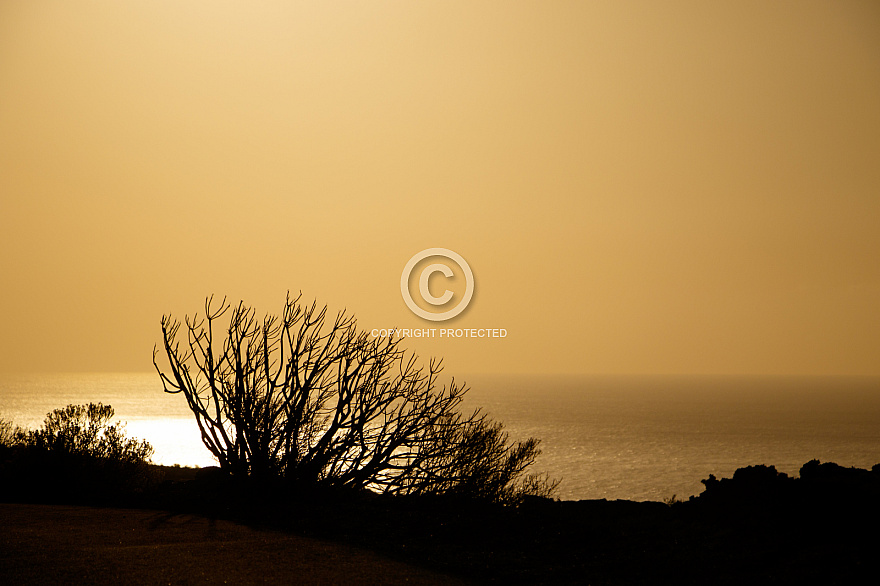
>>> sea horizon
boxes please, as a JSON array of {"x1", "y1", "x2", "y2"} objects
[{"x1": 3, "y1": 371, "x2": 878, "y2": 502}]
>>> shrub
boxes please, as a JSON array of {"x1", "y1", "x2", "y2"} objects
[
  {"x1": 0, "y1": 416, "x2": 17, "y2": 447},
  {"x1": 401, "y1": 414, "x2": 559, "y2": 504},
  {"x1": 22, "y1": 403, "x2": 153, "y2": 464},
  {"x1": 2, "y1": 403, "x2": 154, "y2": 503}
]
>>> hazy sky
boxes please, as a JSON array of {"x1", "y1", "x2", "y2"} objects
[{"x1": 1, "y1": 1, "x2": 878, "y2": 376}]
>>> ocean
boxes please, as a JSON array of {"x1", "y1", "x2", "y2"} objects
[{"x1": 2, "y1": 372, "x2": 879, "y2": 502}]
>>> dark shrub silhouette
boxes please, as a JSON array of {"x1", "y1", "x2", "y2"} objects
[
  {"x1": 408, "y1": 415, "x2": 558, "y2": 502},
  {"x1": 154, "y1": 293, "x2": 555, "y2": 502},
  {"x1": 696, "y1": 464, "x2": 794, "y2": 509},
  {"x1": 798, "y1": 459, "x2": 880, "y2": 520},
  {"x1": 0, "y1": 416, "x2": 16, "y2": 447},
  {"x1": 1, "y1": 403, "x2": 154, "y2": 502},
  {"x1": 799, "y1": 458, "x2": 875, "y2": 483},
  {"x1": 20, "y1": 403, "x2": 153, "y2": 463}
]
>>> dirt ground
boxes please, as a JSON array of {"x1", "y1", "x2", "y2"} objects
[{"x1": 0, "y1": 503, "x2": 468, "y2": 585}]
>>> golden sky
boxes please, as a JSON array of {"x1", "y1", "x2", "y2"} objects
[{"x1": 1, "y1": 1, "x2": 878, "y2": 376}]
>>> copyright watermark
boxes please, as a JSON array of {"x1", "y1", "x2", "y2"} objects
[
  {"x1": 400, "y1": 248, "x2": 474, "y2": 321},
  {"x1": 371, "y1": 328, "x2": 508, "y2": 338}
]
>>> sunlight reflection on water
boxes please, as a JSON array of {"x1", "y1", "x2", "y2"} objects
[
  {"x1": 0, "y1": 372, "x2": 217, "y2": 468},
  {"x1": 125, "y1": 418, "x2": 216, "y2": 468},
  {"x1": 2, "y1": 372, "x2": 879, "y2": 501},
  {"x1": 464, "y1": 374, "x2": 880, "y2": 501}
]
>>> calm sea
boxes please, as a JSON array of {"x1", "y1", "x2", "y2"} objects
[{"x1": 2, "y1": 373, "x2": 879, "y2": 502}]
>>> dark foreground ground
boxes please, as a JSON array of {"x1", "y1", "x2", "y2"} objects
[
  {"x1": 2, "y1": 460, "x2": 880, "y2": 584},
  {"x1": 0, "y1": 503, "x2": 466, "y2": 585}
]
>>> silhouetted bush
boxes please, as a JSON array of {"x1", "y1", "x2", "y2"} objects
[
  {"x1": 405, "y1": 415, "x2": 559, "y2": 504},
  {"x1": 799, "y1": 459, "x2": 874, "y2": 483},
  {"x1": 154, "y1": 294, "x2": 556, "y2": 503},
  {"x1": 0, "y1": 416, "x2": 17, "y2": 447},
  {"x1": 20, "y1": 403, "x2": 153, "y2": 464},
  {"x1": 1, "y1": 403, "x2": 154, "y2": 503},
  {"x1": 698, "y1": 464, "x2": 793, "y2": 502}
]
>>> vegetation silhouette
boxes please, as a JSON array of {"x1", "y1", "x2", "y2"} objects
[
  {"x1": 18, "y1": 403, "x2": 152, "y2": 463},
  {"x1": 2, "y1": 401, "x2": 879, "y2": 583},
  {"x1": 153, "y1": 293, "x2": 557, "y2": 503},
  {"x1": 0, "y1": 416, "x2": 14, "y2": 447},
  {"x1": 0, "y1": 403, "x2": 153, "y2": 503}
]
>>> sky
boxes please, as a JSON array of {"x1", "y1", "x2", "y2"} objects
[{"x1": 1, "y1": 1, "x2": 878, "y2": 377}]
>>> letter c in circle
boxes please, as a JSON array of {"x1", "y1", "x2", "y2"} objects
[{"x1": 419, "y1": 263, "x2": 454, "y2": 306}]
